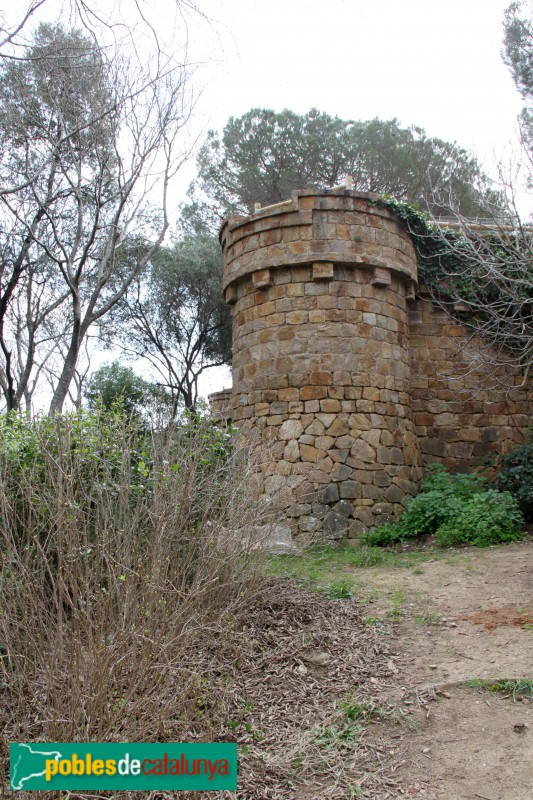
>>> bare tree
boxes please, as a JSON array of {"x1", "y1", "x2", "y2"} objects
[
  {"x1": 409, "y1": 2, "x2": 533, "y2": 393},
  {"x1": 429, "y1": 211, "x2": 532, "y2": 390},
  {"x1": 0, "y1": 1, "x2": 48, "y2": 52},
  {"x1": 0, "y1": 248, "x2": 69, "y2": 410},
  {"x1": 0, "y1": 22, "x2": 194, "y2": 412},
  {"x1": 103, "y1": 236, "x2": 232, "y2": 413}
]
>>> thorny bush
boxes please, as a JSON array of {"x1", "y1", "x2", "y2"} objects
[{"x1": 0, "y1": 408, "x2": 269, "y2": 777}]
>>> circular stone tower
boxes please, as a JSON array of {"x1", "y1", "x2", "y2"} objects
[{"x1": 220, "y1": 189, "x2": 423, "y2": 540}]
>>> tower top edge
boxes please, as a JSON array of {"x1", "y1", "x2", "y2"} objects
[{"x1": 219, "y1": 189, "x2": 385, "y2": 240}]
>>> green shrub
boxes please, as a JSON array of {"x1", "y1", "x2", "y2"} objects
[
  {"x1": 420, "y1": 462, "x2": 486, "y2": 498},
  {"x1": 366, "y1": 463, "x2": 524, "y2": 549},
  {"x1": 435, "y1": 489, "x2": 524, "y2": 547},
  {"x1": 397, "y1": 490, "x2": 465, "y2": 537},
  {"x1": 364, "y1": 522, "x2": 405, "y2": 547},
  {"x1": 495, "y1": 441, "x2": 533, "y2": 521}
]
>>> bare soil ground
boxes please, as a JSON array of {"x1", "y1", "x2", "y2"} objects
[
  {"x1": 358, "y1": 539, "x2": 533, "y2": 800},
  {"x1": 204, "y1": 540, "x2": 533, "y2": 800},
  {"x1": 6, "y1": 542, "x2": 530, "y2": 800}
]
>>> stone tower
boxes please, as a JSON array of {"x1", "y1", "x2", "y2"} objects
[{"x1": 219, "y1": 189, "x2": 424, "y2": 539}]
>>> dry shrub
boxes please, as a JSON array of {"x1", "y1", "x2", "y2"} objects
[{"x1": 0, "y1": 409, "x2": 270, "y2": 784}]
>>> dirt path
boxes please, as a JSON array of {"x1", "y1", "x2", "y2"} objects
[{"x1": 357, "y1": 540, "x2": 533, "y2": 799}]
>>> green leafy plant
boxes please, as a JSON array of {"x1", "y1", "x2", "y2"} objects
[
  {"x1": 465, "y1": 679, "x2": 533, "y2": 699},
  {"x1": 323, "y1": 578, "x2": 354, "y2": 600},
  {"x1": 365, "y1": 464, "x2": 524, "y2": 548},
  {"x1": 435, "y1": 489, "x2": 524, "y2": 547},
  {"x1": 314, "y1": 699, "x2": 383, "y2": 748},
  {"x1": 364, "y1": 522, "x2": 405, "y2": 547},
  {"x1": 495, "y1": 440, "x2": 533, "y2": 521},
  {"x1": 390, "y1": 589, "x2": 405, "y2": 620}
]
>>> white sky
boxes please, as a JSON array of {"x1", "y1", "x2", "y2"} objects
[
  {"x1": 4, "y1": 0, "x2": 528, "y2": 403},
  {"x1": 184, "y1": 0, "x2": 524, "y2": 185}
]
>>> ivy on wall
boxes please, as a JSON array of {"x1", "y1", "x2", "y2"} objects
[
  {"x1": 372, "y1": 196, "x2": 470, "y2": 293},
  {"x1": 372, "y1": 196, "x2": 533, "y2": 368},
  {"x1": 374, "y1": 196, "x2": 529, "y2": 317}
]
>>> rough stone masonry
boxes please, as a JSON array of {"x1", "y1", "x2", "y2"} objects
[{"x1": 216, "y1": 189, "x2": 530, "y2": 541}]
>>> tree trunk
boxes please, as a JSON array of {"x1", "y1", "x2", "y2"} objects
[{"x1": 48, "y1": 304, "x2": 82, "y2": 414}]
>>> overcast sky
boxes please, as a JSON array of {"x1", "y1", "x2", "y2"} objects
[
  {"x1": 5, "y1": 0, "x2": 524, "y2": 200},
  {"x1": 184, "y1": 0, "x2": 523, "y2": 180},
  {"x1": 5, "y1": 0, "x2": 528, "y2": 402}
]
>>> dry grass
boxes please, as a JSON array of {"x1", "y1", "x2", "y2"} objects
[
  {"x1": 0, "y1": 411, "x2": 407, "y2": 799},
  {"x1": 205, "y1": 580, "x2": 404, "y2": 799},
  {"x1": 0, "y1": 411, "x2": 271, "y2": 795}
]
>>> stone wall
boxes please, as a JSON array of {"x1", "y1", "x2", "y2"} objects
[
  {"x1": 208, "y1": 388, "x2": 233, "y2": 425},
  {"x1": 218, "y1": 189, "x2": 531, "y2": 540},
  {"x1": 409, "y1": 294, "x2": 530, "y2": 470}
]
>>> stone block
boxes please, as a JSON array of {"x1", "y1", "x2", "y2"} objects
[
  {"x1": 300, "y1": 386, "x2": 327, "y2": 401},
  {"x1": 348, "y1": 519, "x2": 368, "y2": 536},
  {"x1": 287, "y1": 503, "x2": 312, "y2": 517},
  {"x1": 286, "y1": 310, "x2": 308, "y2": 324},
  {"x1": 305, "y1": 418, "x2": 326, "y2": 436},
  {"x1": 371, "y1": 266, "x2": 391, "y2": 287},
  {"x1": 319, "y1": 483, "x2": 339, "y2": 504},
  {"x1": 268, "y1": 375, "x2": 289, "y2": 389},
  {"x1": 313, "y1": 261, "x2": 335, "y2": 280},
  {"x1": 316, "y1": 413, "x2": 337, "y2": 428},
  {"x1": 339, "y1": 480, "x2": 362, "y2": 499},
  {"x1": 362, "y1": 484, "x2": 380, "y2": 499},
  {"x1": 309, "y1": 502, "x2": 328, "y2": 519},
  {"x1": 278, "y1": 387, "x2": 300, "y2": 402},
  {"x1": 349, "y1": 413, "x2": 372, "y2": 431},
  {"x1": 300, "y1": 443, "x2": 320, "y2": 462},
  {"x1": 354, "y1": 508, "x2": 374, "y2": 527},
  {"x1": 470, "y1": 442, "x2": 493, "y2": 459},
  {"x1": 252, "y1": 268, "x2": 272, "y2": 288},
  {"x1": 309, "y1": 370, "x2": 332, "y2": 385},
  {"x1": 276, "y1": 460, "x2": 292, "y2": 476},
  {"x1": 390, "y1": 447, "x2": 405, "y2": 464},
  {"x1": 335, "y1": 434, "x2": 353, "y2": 449},
  {"x1": 419, "y1": 438, "x2": 447, "y2": 457},
  {"x1": 350, "y1": 439, "x2": 376, "y2": 463},
  {"x1": 270, "y1": 401, "x2": 288, "y2": 415},
  {"x1": 279, "y1": 419, "x2": 304, "y2": 442},
  {"x1": 321, "y1": 398, "x2": 342, "y2": 413},
  {"x1": 334, "y1": 499, "x2": 354, "y2": 517},
  {"x1": 384, "y1": 485, "x2": 405, "y2": 503},
  {"x1": 448, "y1": 441, "x2": 474, "y2": 460},
  {"x1": 376, "y1": 447, "x2": 391, "y2": 464},
  {"x1": 299, "y1": 516, "x2": 320, "y2": 533},
  {"x1": 361, "y1": 429, "x2": 381, "y2": 448},
  {"x1": 481, "y1": 427, "x2": 499, "y2": 443},
  {"x1": 225, "y1": 285, "x2": 238, "y2": 305},
  {"x1": 329, "y1": 448, "x2": 349, "y2": 463},
  {"x1": 331, "y1": 462, "x2": 352, "y2": 481},
  {"x1": 324, "y1": 511, "x2": 348, "y2": 538},
  {"x1": 326, "y1": 418, "x2": 350, "y2": 436},
  {"x1": 372, "y1": 503, "x2": 394, "y2": 516}
]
